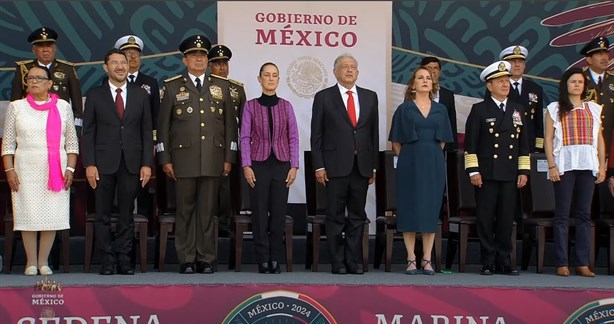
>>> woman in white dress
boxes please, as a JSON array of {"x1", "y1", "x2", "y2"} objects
[{"x1": 2, "y1": 66, "x2": 79, "y2": 276}]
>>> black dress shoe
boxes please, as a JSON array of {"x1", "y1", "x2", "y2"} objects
[
  {"x1": 480, "y1": 264, "x2": 494, "y2": 275},
  {"x1": 496, "y1": 265, "x2": 520, "y2": 276},
  {"x1": 258, "y1": 262, "x2": 270, "y2": 274},
  {"x1": 179, "y1": 262, "x2": 194, "y2": 274},
  {"x1": 99, "y1": 263, "x2": 114, "y2": 276},
  {"x1": 117, "y1": 264, "x2": 134, "y2": 275},
  {"x1": 201, "y1": 263, "x2": 214, "y2": 274},
  {"x1": 331, "y1": 264, "x2": 347, "y2": 275},
  {"x1": 346, "y1": 261, "x2": 364, "y2": 275},
  {"x1": 269, "y1": 261, "x2": 281, "y2": 274}
]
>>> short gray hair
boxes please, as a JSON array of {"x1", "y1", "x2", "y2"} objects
[{"x1": 333, "y1": 53, "x2": 357, "y2": 70}]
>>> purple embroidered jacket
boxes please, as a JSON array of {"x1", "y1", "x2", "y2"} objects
[{"x1": 240, "y1": 98, "x2": 299, "y2": 168}]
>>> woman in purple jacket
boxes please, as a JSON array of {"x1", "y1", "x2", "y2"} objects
[{"x1": 241, "y1": 62, "x2": 300, "y2": 274}]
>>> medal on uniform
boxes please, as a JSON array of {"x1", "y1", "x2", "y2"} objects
[
  {"x1": 176, "y1": 108, "x2": 182, "y2": 115},
  {"x1": 176, "y1": 91, "x2": 189, "y2": 101},
  {"x1": 211, "y1": 106, "x2": 216, "y2": 113},
  {"x1": 141, "y1": 84, "x2": 151, "y2": 95},
  {"x1": 54, "y1": 71, "x2": 65, "y2": 80},
  {"x1": 529, "y1": 93, "x2": 538, "y2": 103},
  {"x1": 210, "y1": 85, "x2": 223, "y2": 100},
  {"x1": 53, "y1": 85, "x2": 59, "y2": 91},
  {"x1": 218, "y1": 109, "x2": 223, "y2": 115},
  {"x1": 489, "y1": 128, "x2": 493, "y2": 133},
  {"x1": 517, "y1": 127, "x2": 521, "y2": 133},
  {"x1": 230, "y1": 87, "x2": 238, "y2": 100},
  {"x1": 610, "y1": 84, "x2": 614, "y2": 91},
  {"x1": 187, "y1": 107, "x2": 193, "y2": 113},
  {"x1": 180, "y1": 86, "x2": 185, "y2": 92},
  {"x1": 512, "y1": 110, "x2": 522, "y2": 126}
]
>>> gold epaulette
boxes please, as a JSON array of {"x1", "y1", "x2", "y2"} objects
[
  {"x1": 210, "y1": 73, "x2": 228, "y2": 81},
  {"x1": 518, "y1": 156, "x2": 530, "y2": 170},
  {"x1": 464, "y1": 152, "x2": 479, "y2": 169},
  {"x1": 164, "y1": 75, "x2": 182, "y2": 83},
  {"x1": 15, "y1": 59, "x2": 33, "y2": 65},
  {"x1": 56, "y1": 59, "x2": 75, "y2": 66},
  {"x1": 535, "y1": 138, "x2": 544, "y2": 149},
  {"x1": 229, "y1": 78, "x2": 244, "y2": 87},
  {"x1": 607, "y1": 71, "x2": 614, "y2": 76}
]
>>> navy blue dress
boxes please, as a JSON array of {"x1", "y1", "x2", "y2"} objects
[{"x1": 388, "y1": 101, "x2": 453, "y2": 232}]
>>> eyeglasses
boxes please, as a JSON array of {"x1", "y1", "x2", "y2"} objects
[
  {"x1": 107, "y1": 60, "x2": 128, "y2": 66},
  {"x1": 26, "y1": 76, "x2": 49, "y2": 82},
  {"x1": 124, "y1": 51, "x2": 141, "y2": 58}
]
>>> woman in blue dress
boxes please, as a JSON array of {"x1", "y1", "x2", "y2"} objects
[{"x1": 388, "y1": 67, "x2": 453, "y2": 275}]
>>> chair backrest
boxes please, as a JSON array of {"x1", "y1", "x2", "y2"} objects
[
  {"x1": 597, "y1": 180, "x2": 614, "y2": 216},
  {"x1": 446, "y1": 150, "x2": 476, "y2": 217},
  {"x1": 524, "y1": 153, "x2": 555, "y2": 216},
  {"x1": 304, "y1": 151, "x2": 327, "y2": 215},
  {"x1": 375, "y1": 150, "x2": 396, "y2": 215},
  {"x1": 238, "y1": 168, "x2": 251, "y2": 212}
]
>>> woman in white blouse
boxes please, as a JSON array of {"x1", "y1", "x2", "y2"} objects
[{"x1": 544, "y1": 67, "x2": 605, "y2": 277}]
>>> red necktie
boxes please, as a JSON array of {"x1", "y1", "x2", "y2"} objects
[
  {"x1": 347, "y1": 90, "x2": 357, "y2": 127},
  {"x1": 116, "y1": 88, "x2": 124, "y2": 119}
]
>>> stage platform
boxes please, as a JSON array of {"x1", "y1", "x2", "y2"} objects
[{"x1": 2, "y1": 236, "x2": 614, "y2": 323}]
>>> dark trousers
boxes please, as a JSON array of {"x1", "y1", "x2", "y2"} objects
[
  {"x1": 326, "y1": 157, "x2": 369, "y2": 267},
  {"x1": 553, "y1": 170, "x2": 594, "y2": 267},
  {"x1": 216, "y1": 174, "x2": 232, "y2": 234},
  {"x1": 250, "y1": 157, "x2": 290, "y2": 264},
  {"x1": 95, "y1": 155, "x2": 140, "y2": 265},
  {"x1": 175, "y1": 176, "x2": 219, "y2": 264},
  {"x1": 475, "y1": 180, "x2": 516, "y2": 267}
]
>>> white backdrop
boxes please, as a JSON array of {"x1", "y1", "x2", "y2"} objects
[{"x1": 218, "y1": 2, "x2": 392, "y2": 229}]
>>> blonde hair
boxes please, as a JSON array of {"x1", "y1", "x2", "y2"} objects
[{"x1": 404, "y1": 66, "x2": 438, "y2": 101}]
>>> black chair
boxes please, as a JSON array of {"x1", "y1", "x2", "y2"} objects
[
  {"x1": 84, "y1": 187, "x2": 149, "y2": 273},
  {"x1": 520, "y1": 153, "x2": 595, "y2": 273},
  {"x1": 232, "y1": 172, "x2": 294, "y2": 272},
  {"x1": 156, "y1": 175, "x2": 220, "y2": 272},
  {"x1": 373, "y1": 150, "x2": 442, "y2": 272},
  {"x1": 446, "y1": 150, "x2": 517, "y2": 272},
  {"x1": 304, "y1": 151, "x2": 369, "y2": 272},
  {"x1": 2, "y1": 179, "x2": 70, "y2": 274},
  {"x1": 596, "y1": 183, "x2": 614, "y2": 275}
]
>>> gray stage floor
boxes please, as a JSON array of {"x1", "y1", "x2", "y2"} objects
[{"x1": 1, "y1": 263, "x2": 612, "y2": 290}]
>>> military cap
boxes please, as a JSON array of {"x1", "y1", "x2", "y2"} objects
[
  {"x1": 208, "y1": 44, "x2": 232, "y2": 62},
  {"x1": 115, "y1": 35, "x2": 144, "y2": 51},
  {"x1": 580, "y1": 36, "x2": 610, "y2": 56},
  {"x1": 179, "y1": 35, "x2": 211, "y2": 55},
  {"x1": 27, "y1": 27, "x2": 58, "y2": 44},
  {"x1": 480, "y1": 61, "x2": 511, "y2": 82},
  {"x1": 499, "y1": 45, "x2": 528, "y2": 60}
]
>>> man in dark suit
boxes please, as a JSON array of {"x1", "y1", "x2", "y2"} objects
[
  {"x1": 112, "y1": 35, "x2": 160, "y2": 222},
  {"x1": 82, "y1": 48, "x2": 153, "y2": 275},
  {"x1": 11, "y1": 26, "x2": 83, "y2": 134},
  {"x1": 580, "y1": 37, "x2": 614, "y2": 154},
  {"x1": 465, "y1": 61, "x2": 530, "y2": 276},
  {"x1": 156, "y1": 35, "x2": 237, "y2": 274},
  {"x1": 310, "y1": 53, "x2": 379, "y2": 275},
  {"x1": 420, "y1": 56, "x2": 457, "y2": 151},
  {"x1": 208, "y1": 44, "x2": 246, "y2": 237}
]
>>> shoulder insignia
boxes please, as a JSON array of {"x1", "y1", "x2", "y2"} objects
[
  {"x1": 15, "y1": 59, "x2": 33, "y2": 65},
  {"x1": 607, "y1": 71, "x2": 614, "y2": 76},
  {"x1": 56, "y1": 59, "x2": 75, "y2": 66},
  {"x1": 164, "y1": 75, "x2": 182, "y2": 83},
  {"x1": 229, "y1": 78, "x2": 244, "y2": 87},
  {"x1": 210, "y1": 73, "x2": 228, "y2": 81}
]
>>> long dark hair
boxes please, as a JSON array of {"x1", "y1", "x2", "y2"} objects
[{"x1": 558, "y1": 67, "x2": 585, "y2": 119}]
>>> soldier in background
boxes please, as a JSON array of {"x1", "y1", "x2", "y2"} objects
[
  {"x1": 208, "y1": 44, "x2": 246, "y2": 237},
  {"x1": 580, "y1": 36, "x2": 614, "y2": 153},
  {"x1": 156, "y1": 35, "x2": 238, "y2": 274},
  {"x1": 11, "y1": 26, "x2": 82, "y2": 133}
]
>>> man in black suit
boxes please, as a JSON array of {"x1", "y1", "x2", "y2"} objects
[
  {"x1": 113, "y1": 35, "x2": 160, "y2": 222},
  {"x1": 83, "y1": 48, "x2": 153, "y2": 275},
  {"x1": 310, "y1": 53, "x2": 379, "y2": 275},
  {"x1": 420, "y1": 56, "x2": 457, "y2": 151},
  {"x1": 465, "y1": 61, "x2": 530, "y2": 276}
]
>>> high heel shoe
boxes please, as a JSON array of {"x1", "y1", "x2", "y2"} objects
[
  {"x1": 404, "y1": 260, "x2": 418, "y2": 275},
  {"x1": 575, "y1": 266, "x2": 595, "y2": 277},
  {"x1": 421, "y1": 259, "x2": 435, "y2": 276},
  {"x1": 39, "y1": 265, "x2": 53, "y2": 276},
  {"x1": 556, "y1": 266, "x2": 570, "y2": 277},
  {"x1": 24, "y1": 265, "x2": 37, "y2": 276}
]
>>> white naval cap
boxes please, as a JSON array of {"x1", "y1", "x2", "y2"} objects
[
  {"x1": 114, "y1": 35, "x2": 144, "y2": 51},
  {"x1": 480, "y1": 61, "x2": 511, "y2": 82},
  {"x1": 499, "y1": 45, "x2": 528, "y2": 60}
]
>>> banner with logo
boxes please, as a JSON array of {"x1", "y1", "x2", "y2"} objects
[
  {"x1": 3, "y1": 281, "x2": 614, "y2": 324},
  {"x1": 217, "y1": 2, "x2": 392, "y2": 219}
]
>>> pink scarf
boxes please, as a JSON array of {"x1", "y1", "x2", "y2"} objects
[{"x1": 26, "y1": 93, "x2": 64, "y2": 192}]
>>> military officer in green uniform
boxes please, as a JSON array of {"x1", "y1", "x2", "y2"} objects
[
  {"x1": 208, "y1": 44, "x2": 246, "y2": 237},
  {"x1": 156, "y1": 35, "x2": 238, "y2": 274},
  {"x1": 10, "y1": 26, "x2": 83, "y2": 132},
  {"x1": 581, "y1": 36, "x2": 614, "y2": 154},
  {"x1": 465, "y1": 61, "x2": 530, "y2": 276}
]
